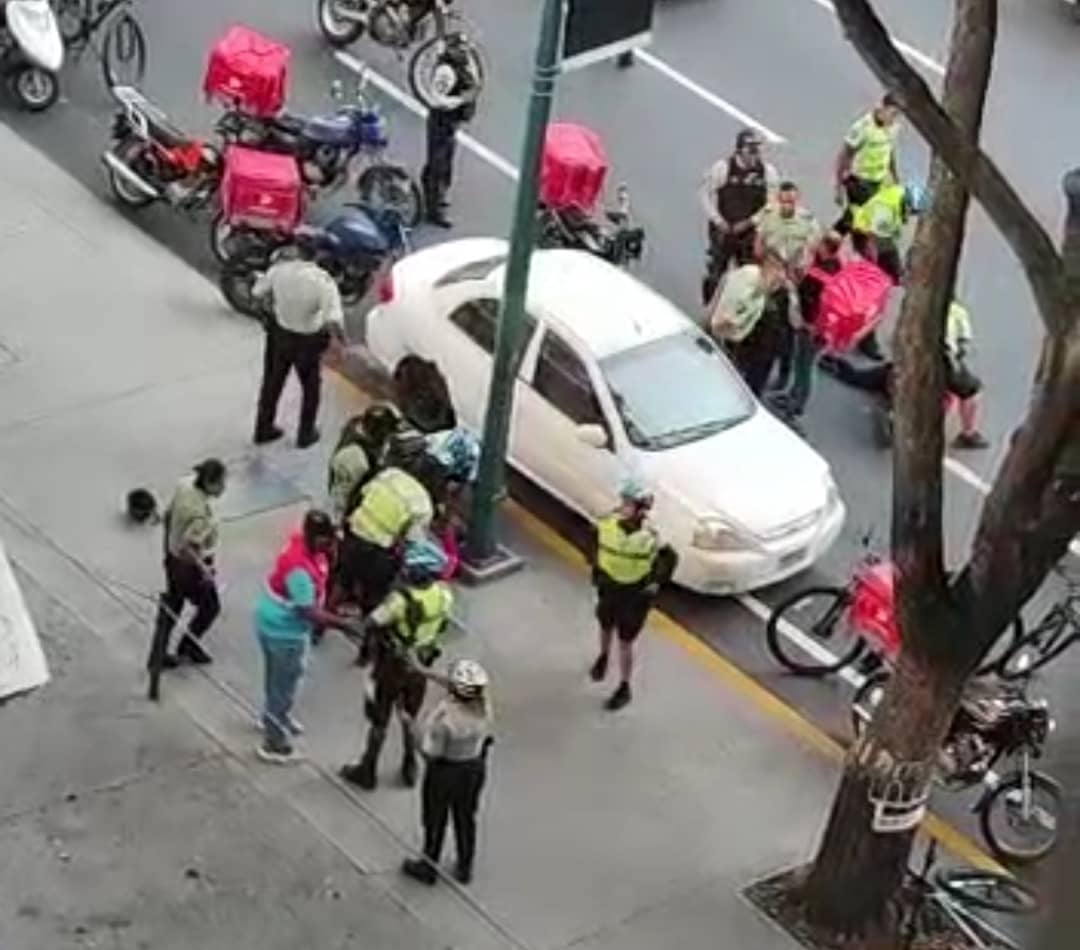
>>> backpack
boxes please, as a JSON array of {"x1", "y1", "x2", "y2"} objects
[
  {"x1": 808, "y1": 259, "x2": 894, "y2": 354},
  {"x1": 393, "y1": 356, "x2": 457, "y2": 434}
]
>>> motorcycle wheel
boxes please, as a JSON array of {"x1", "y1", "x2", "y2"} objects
[
  {"x1": 209, "y1": 212, "x2": 234, "y2": 265},
  {"x1": 101, "y1": 11, "x2": 148, "y2": 89},
  {"x1": 220, "y1": 265, "x2": 267, "y2": 322},
  {"x1": 340, "y1": 269, "x2": 372, "y2": 307},
  {"x1": 108, "y1": 137, "x2": 156, "y2": 208},
  {"x1": 10, "y1": 66, "x2": 59, "y2": 113},
  {"x1": 766, "y1": 586, "x2": 864, "y2": 677},
  {"x1": 356, "y1": 164, "x2": 422, "y2": 228},
  {"x1": 317, "y1": 0, "x2": 366, "y2": 47},
  {"x1": 979, "y1": 770, "x2": 1061, "y2": 864},
  {"x1": 850, "y1": 671, "x2": 890, "y2": 738},
  {"x1": 408, "y1": 34, "x2": 486, "y2": 111}
]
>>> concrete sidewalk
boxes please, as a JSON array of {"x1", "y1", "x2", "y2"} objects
[{"x1": 0, "y1": 120, "x2": 831, "y2": 949}]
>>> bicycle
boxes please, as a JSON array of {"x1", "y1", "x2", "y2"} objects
[
  {"x1": 993, "y1": 564, "x2": 1080, "y2": 680},
  {"x1": 52, "y1": 0, "x2": 146, "y2": 88},
  {"x1": 898, "y1": 838, "x2": 1039, "y2": 948},
  {"x1": 765, "y1": 533, "x2": 1024, "y2": 679}
]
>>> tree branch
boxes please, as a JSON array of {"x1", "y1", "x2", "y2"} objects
[{"x1": 833, "y1": 0, "x2": 1073, "y2": 337}]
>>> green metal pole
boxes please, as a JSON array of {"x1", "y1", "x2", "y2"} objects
[{"x1": 466, "y1": 0, "x2": 565, "y2": 564}]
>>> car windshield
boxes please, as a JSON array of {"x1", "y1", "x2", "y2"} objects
[{"x1": 600, "y1": 330, "x2": 756, "y2": 450}]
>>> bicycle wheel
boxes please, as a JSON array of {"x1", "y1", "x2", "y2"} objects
[
  {"x1": 934, "y1": 868, "x2": 1039, "y2": 915},
  {"x1": 976, "y1": 616, "x2": 1027, "y2": 676},
  {"x1": 995, "y1": 619, "x2": 1070, "y2": 680},
  {"x1": 979, "y1": 770, "x2": 1061, "y2": 864},
  {"x1": 101, "y1": 12, "x2": 147, "y2": 89},
  {"x1": 765, "y1": 586, "x2": 865, "y2": 676},
  {"x1": 356, "y1": 164, "x2": 422, "y2": 228},
  {"x1": 850, "y1": 671, "x2": 889, "y2": 738}
]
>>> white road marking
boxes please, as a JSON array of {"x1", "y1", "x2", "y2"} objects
[
  {"x1": 335, "y1": 51, "x2": 519, "y2": 181},
  {"x1": 803, "y1": 0, "x2": 946, "y2": 76},
  {"x1": 636, "y1": 50, "x2": 787, "y2": 144}
]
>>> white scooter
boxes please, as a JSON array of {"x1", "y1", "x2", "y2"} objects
[{"x1": 0, "y1": 0, "x2": 63, "y2": 111}]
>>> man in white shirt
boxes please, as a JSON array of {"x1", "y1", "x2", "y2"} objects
[{"x1": 252, "y1": 245, "x2": 346, "y2": 449}]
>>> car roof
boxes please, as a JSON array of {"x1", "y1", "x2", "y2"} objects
[{"x1": 499, "y1": 250, "x2": 691, "y2": 360}]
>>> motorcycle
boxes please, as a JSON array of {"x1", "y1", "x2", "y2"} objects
[
  {"x1": 852, "y1": 665, "x2": 1062, "y2": 865},
  {"x1": 536, "y1": 183, "x2": 645, "y2": 269},
  {"x1": 0, "y1": 0, "x2": 63, "y2": 111},
  {"x1": 315, "y1": 0, "x2": 486, "y2": 110},
  {"x1": 102, "y1": 85, "x2": 225, "y2": 214},
  {"x1": 210, "y1": 78, "x2": 421, "y2": 261},
  {"x1": 218, "y1": 203, "x2": 410, "y2": 318}
]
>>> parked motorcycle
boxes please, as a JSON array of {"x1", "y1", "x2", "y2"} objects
[
  {"x1": 536, "y1": 184, "x2": 645, "y2": 269},
  {"x1": 102, "y1": 85, "x2": 225, "y2": 213},
  {"x1": 315, "y1": 0, "x2": 485, "y2": 110},
  {"x1": 218, "y1": 203, "x2": 410, "y2": 318},
  {"x1": 0, "y1": 0, "x2": 63, "y2": 111},
  {"x1": 210, "y1": 79, "x2": 421, "y2": 261},
  {"x1": 852, "y1": 666, "x2": 1062, "y2": 864}
]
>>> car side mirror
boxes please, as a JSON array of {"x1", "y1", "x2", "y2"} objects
[{"x1": 576, "y1": 423, "x2": 609, "y2": 449}]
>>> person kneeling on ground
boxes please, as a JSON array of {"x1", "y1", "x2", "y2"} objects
[{"x1": 589, "y1": 479, "x2": 678, "y2": 712}]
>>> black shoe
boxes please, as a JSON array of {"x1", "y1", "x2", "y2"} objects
[
  {"x1": 454, "y1": 864, "x2": 472, "y2": 885},
  {"x1": 296, "y1": 427, "x2": 320, "y2": 449},
  {"x1": 340, "y1": 760, "x2": 376, "y2": 791},
  {"x1": 177, "y1": 636, "x2": 212, "y2": 665},
  {"x1": 401, "y1": 858, "x2": 438, "y2": 885},
  {"x1": 615, "y1": 51, "x2": 635, "y2": 68},
  {"x1": 254, "y1": 425, "x2": 285, "y2": 445},
  {"x1": 425, "y1": 210, "x2": 453, "y2": 229},
  {"x1": 605, "y1": 682, "x2": 632, "y2": 711},
  {"x1": 857, "y1": 336, "x2": 884, "y2": 361},
  {"x1": 589, "y1": 653, "x2": 608, "y2": 682}
]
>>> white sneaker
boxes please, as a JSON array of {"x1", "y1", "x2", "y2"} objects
[{"x1": 256, "y1": 743, "x2": 300, "y2": 765}]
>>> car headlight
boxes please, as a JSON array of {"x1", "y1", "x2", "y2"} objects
[{"x1": 692, "y1": 518, "x2": 748, "y2": 552}]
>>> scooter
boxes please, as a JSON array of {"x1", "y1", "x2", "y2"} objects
[{"x1": 0, "y1": 0, "x2": 63, "y2": 111}]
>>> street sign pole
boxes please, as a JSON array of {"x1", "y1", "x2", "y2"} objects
[{"x1": 466, "y1": 0, "x2": 565, "y2": 566}]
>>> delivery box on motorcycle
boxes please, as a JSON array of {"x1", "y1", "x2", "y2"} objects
[
  {"x1": 220, "y1": 146, "x2": 303, "y2": 232},
  {"x1": 204, "y1": 25, "x2": 290, "y2": 117},
  {"x1": 849, "y1": 560, "x2": 899, "y2": 658},
  {"x1": 539, "y1": 122, "x2": 608, "y2": 211}
]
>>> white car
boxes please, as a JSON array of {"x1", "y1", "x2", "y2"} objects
[{"x1": 366, "y1": 239, "x2": 846, "y2": 595}]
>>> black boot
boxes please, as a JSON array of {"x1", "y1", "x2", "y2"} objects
[
  {"x1": 401, "y1": 857, "x2": 438, "y2": 885},
  {"x1": 605, "y1": 681, "x2": 632, "y2": 711},
  {"x1": 400, "y1": 725, "x2": 418, "y2": 788},
  {"x1": 340, "y1": 727, "x2": 384, "y2": 791},
  {"x1": 177, "y1": 634, "x2": 212, "y2": 665}
]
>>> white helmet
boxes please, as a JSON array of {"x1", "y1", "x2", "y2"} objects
[{"x1": 449, "y1": 658, "x2": 489, "y2": 698}]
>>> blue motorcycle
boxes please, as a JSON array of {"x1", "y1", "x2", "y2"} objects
[
  {"x1": 218, "y1": 203, "x2": 411, "y2": 319},
  {"x1": 210, "y1": 78, "x2": 421, "y2": 261}
]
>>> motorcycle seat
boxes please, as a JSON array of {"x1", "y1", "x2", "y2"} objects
[
  {"x1": 301, "y1": 113, "x2": 359, "y2": 147},
  {"x1": 271, "y1": 112, "x2": 306, "y2": 136}
]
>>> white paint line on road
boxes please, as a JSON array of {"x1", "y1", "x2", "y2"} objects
[
  {"x1": 335, "y1": 51, "x2": 520, "y2": 181},
  {"x1": 636, "y1": 50, "x2": 787, "y2": 144},
  {"x1": 803, "y1": 0, "x2": 946, "y2": 76}
]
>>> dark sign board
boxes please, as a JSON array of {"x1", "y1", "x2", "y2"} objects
[{"x1": 562, "y1": 0, "x2": 656, "y2": 71}]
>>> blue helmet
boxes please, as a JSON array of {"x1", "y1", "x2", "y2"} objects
[
  {"x1": 402, "y1": 536, "x2": 448, "y2": 581},
  {"x1": 903, "y1": 180, "x2": 928, "y2": 215},
  {"x1": 427, "y1": 427, "x2": 481, "y2": 483}
]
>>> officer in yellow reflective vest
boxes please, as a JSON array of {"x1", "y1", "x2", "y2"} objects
[
  {"x1": 589, "y1": 480, "x2": 677, "y2": 711},
  {"x1": 340, "y1": 537, "x2": 454, "y2": 791},
  {"x1": 337, "y1": 431, "x2": 435, "y2": 621}
]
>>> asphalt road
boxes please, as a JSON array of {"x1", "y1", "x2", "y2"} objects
[{"x1": 4, "y1": 0, "x2": 1080, "y2": 865}]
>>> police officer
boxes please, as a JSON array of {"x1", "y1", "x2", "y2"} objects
[
  {"x1": 589, "y1": 480, "x2": 677, "y2": 711},
  {"x1": 401, "y1": 658, "x2": 493, "y2": 886},
  {"x1": 700, "y1": 129, "x2": 780, "y2": 304},
  {"x1": 327, "y1": 404, "x2": 403, "y2": 525},
  {"x1": 833, "y1": 94, "x2": 902, "y2": 235},
  {"x1": 337, "y1": 431, "x2": 435, "y2": 625},
  {"x1": 340, "y1": 538, "x2": 455, "y2": 790},
  {"x1": 420, "y1": 35, "x2": 479, "y2": 229}
]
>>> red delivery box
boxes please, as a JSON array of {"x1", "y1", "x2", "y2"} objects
[
  {"x1": 220, "y1": 146, "x2": 303, "y2": 232},
  {"x1": 204, "y1": 25, "x2": 290, "y2": 117},
  {"x1": 539, "y1": 122, "x2": 608, "y2": 211}
]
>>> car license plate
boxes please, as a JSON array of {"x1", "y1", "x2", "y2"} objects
[{"x1": 780, "y1": 548, "x2": 807, "y2": 569}]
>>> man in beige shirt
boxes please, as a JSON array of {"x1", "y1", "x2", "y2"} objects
[{"x1": 252, "y1": 244, "x2": 346, "y2": 449}]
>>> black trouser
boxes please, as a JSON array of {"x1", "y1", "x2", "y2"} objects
[
  {"x1": 421, "y1": 757, "x2": 486, "y2": 875},
  {"x1": 833, "y1": 175, "x2": 883, "y2": 234},
  {"x1": 703, "y1": 223, "x2": 757, "y2": 304},
  {"x1": 725, "y1": 289, "x2": 789, "y2": 395},
  {"x1": 421, "y1": 109, "x2": 459, "y2": 212},
  {"x1": 149, "y1": 555, "x2": 219, "y2": 663},
  {"x1": 254, "y1": 323, "x2": 329, "y2": 439}
]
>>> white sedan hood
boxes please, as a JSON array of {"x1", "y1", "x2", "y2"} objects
[{"x1": 638, "y1": 409, "x2": 832, "y2": 539}]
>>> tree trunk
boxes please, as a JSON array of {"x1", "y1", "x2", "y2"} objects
[{"x1": 802, "y1": 643, "x2": 965, "y2": 938}]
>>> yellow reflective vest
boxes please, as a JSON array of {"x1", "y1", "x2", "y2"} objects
[
  {"x1": 852, "y1": 184, "x2": 905, "y2": 242},
  {"x1": 596, "y1": 513, "x2": 659, "y2": 586},
  {"x1": 348, "y1": 468, "x2": 433, "y2": 549},
  {"x1": 373, "y1": 583, "x2": 454, "y2": 649}
]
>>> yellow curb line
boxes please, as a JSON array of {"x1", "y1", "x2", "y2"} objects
[{"x1": 325, "y1": 367, "x2": 1006, "y2": 874}]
